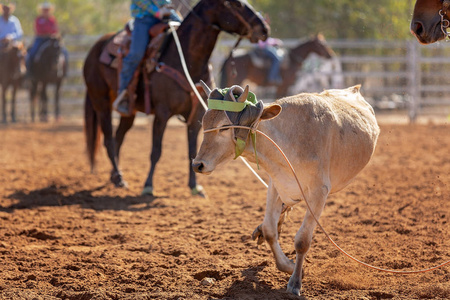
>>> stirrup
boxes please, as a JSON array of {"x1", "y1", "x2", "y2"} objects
[{"x1": 113, "y1": 90, "x2": 128, "y2": 110}]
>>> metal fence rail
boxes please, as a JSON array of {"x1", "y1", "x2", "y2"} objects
[{"x1": 55, "y1": 37, "x2": 450, "y2": 122}]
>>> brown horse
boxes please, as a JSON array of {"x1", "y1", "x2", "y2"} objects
[
  {"x1": 83, "y1": 0, "x2": 269, "y2": 195},
  {"x1": 411, "y1": 0, "x2": 450, "y2": 44},
  {"x1": 29, "y1": 37, "x2": 68, "y2": 122},
  {"x1": 221, "y1": 35, "x2": 335, "y2": 98},
  {"x1": 0, "y1": 42, "x2": 24, "y2": 123}
]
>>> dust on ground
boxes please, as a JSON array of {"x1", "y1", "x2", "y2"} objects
[{"x1": 0, "y1": 121, "x2": 449, "y2": 300}]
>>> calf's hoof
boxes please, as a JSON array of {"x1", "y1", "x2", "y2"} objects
[
  {"x1": 286, "y1": 282, "x2": 301, "y2": 296},
  {"x1": 251, "y1": 224, "x2": 265, "y2": 245},
  {"x1": 191, "y1": 185, "x2": 206, "y2": 197},
  {"x1": 141, "y1": 186, "x2": 153, "y2": 196}
]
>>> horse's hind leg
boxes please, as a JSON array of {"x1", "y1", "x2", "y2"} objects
[
  {"x1": 39, "y1": 82, "x2": 48, "y2": 122},
  {"x1": 115, "y1": 115, "x2": 136, "y2": 164},
  {"x1": 30, "y1": 81, "x2": 38, "y2": 122},
  {"x1": 54, "y1": 79, "x2": 62, "y2": 121},
  {"x1": 142, "y1": 113, "x2": 170, "y2": 195},
  {"x1": 99, "y1": 109, "x2": 126, "y2": 187},
  {"x1": 1, "y1": 85, "x2": 6, "y2": 124},
  {"x1": 11, "y1": 84, "x2": 17, "y2": 123}
]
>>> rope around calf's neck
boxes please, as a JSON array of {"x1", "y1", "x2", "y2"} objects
[{"x1": 204, "y1": 125, "x2": 450, "y2": 274}]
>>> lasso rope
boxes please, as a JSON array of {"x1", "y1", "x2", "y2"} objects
[
  {"x1": 204, "y1": 125, "x2": 450, "y2": 274},
  {"x1": 168, "y1": 22, "x2": 268, "y2": 188},
  {"x1": 169, "y1": 22, "x2": 450, "y2": 275}
]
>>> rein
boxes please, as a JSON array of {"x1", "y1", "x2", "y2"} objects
[
  {"x1": 203, "y1": 123, "x2": 450, "y2": 274},
  {"x1": 168, "y1": 13, "x2": 268, "y2": 187},
  {"x1": 440, "y1": 0, "x2": 450, "y2": 39},
  {"x1": 178, "y1": 0, "x2": 256, "y2": 39}
]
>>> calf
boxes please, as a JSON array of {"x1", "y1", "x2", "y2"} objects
[{"x1": 192, "y1": 83, "x2": 380, "y2": 296}]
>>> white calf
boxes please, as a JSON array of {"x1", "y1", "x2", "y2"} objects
[{"x1": 192, "y1": 84, "x2": 380, "y2": 296}]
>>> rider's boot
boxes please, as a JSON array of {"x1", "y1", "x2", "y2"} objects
[{"x1": 113, "y1": 90, "x2": 132, "y2": 117}]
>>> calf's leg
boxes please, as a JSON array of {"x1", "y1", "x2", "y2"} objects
[
  {"x1": 252, "y1": 203, "x2": 291, "y2": 245},
  {"x1": 261, "y1": 183, "x2": 295, "y2": 274},
  {"x1": 286, "y1": 184, "x2": 329, "y2": 296}
]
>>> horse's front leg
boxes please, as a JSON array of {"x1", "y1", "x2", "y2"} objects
[
  {"x1": 54, "y1": 79, "x2": 62, "y2": 121},
  {"x1": 40, "y1": 82, "x2": 48, "y2": 122},
  {"x1": 99, "y1": 109, "x2": 126, "y2": 187},
  {"x1": 11, "y1": 83, "x2": 17, "y2": 123},
  {"x1": 30, "y1": 81, "x2": 38, "y2": 122},
  {"x1": 261, "y1": 182, "x2": 295, "y2": 274},
  {"x1": 115, "y1": 115, "x2": 136, "y2": 165},
  {"x1": 286, "y1": 183, "x2": 329, "y2": 296},
  {"x1": 142, "y1": 113, "x2": 170, "y2": 195},
  {"x1": 187, "y1": 117, "x2": 204, "y2": 196},
  {"x1": 1, "y1": 84, "x2": 6, "y2": 124}
]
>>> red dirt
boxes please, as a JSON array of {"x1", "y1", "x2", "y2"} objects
[{"x1": 0, "y1": 121, "x2": 449, "y2": 300}]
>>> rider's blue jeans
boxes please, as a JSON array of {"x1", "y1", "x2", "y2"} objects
[
  {"x1": 26, "y1": 37, "x2": 46, "y2": 70},
  {"x1": 25, "y1": 37, "x2": 69, "y2": 74},
  {"x1": 119, "y1": 12, "x2": 182, "y2": 93},
  {"x1": 264, "y1": 46, "x2": 282, "y2": 84}
]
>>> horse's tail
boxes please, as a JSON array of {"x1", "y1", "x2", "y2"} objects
[
  {"x1": 220, "y1": 58, "x2": 229, "y2": 88},
  {"x1": 84, "y1": 92, "x2": 101, "y2": 173}
]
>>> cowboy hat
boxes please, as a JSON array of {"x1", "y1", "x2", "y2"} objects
[
  {"x1": 1, "y1": 3, "x2": 16, "y2": 13},
  {"x1": 38, "y1": 2, "x2": 54, "y2": 11}
]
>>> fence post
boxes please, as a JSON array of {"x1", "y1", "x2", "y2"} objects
[{"x1": 407, "y1": 41, "x2": 421, "y2": 123}]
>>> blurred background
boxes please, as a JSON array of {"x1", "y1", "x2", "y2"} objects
[{"x1": 8, "y1": 0, "x2": 450, "y2": 123}]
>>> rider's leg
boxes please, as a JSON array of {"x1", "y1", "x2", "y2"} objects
[
  {"x1": 26, "y1": 37, "x2": 44, "y2": 75},
  {"x1": 114, "y1": 16, "x2": 160, "y2": 116},
  {"x1": 265, "y1": 46, "x2": 282, "y2": 85}
]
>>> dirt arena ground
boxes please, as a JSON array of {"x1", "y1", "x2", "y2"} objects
[{"x1": 0, "y1": 119, "x2": 449, "y2": 300}]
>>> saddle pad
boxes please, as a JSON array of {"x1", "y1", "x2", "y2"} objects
[{"x1": 99, "y1": 31, "x2": 129, "y2": 67}]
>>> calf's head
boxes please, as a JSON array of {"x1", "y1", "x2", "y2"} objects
[{"x1": 192, "y1": 82, "x2": 281, "y2": 174}]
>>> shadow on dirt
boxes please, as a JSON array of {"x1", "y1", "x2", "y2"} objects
[
  {"x1": 1, "y1": 184, "x2": 168, "y2": 213},
  {"x1": 216, "y1": 264, "x2": 304, "y2": 300}
]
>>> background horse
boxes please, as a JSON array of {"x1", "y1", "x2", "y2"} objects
[
  {"x1": 410, "y1": 0, "x2": 449, "y2": 44},
  {"x1": 0, "y1": 42, "x2": 24, "y2": 124},
  {"x1": 29, "y1": 37, "x2": 68, "y2": 122},
  {"x1": 83, "y1": 0, "x2": 269, "y2": 195},
  {"x1": 221, "y1": 34, "x2": 335, "y2": 98}
]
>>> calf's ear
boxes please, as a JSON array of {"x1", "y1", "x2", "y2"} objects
[{"x1": 260, "y1": 104, "x2": 282, "y2": 121}]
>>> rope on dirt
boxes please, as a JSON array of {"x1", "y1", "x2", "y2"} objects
[
  {"x1": 169, "y1": 22, "x2": 269, "y2": 188},
  {"x1": 204, "y1": 124, "x2": 450, "y2": 275}
]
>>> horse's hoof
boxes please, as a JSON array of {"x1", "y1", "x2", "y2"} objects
[
  {"x1": 111, "y1": 172, "x2": 127, "y2": 188},
  {"x1": 141, "y1": 186, "x2": 153, "y2": 196},
  {"x1": 191, "y1": 185, "x2": 206, "y2": 197}
]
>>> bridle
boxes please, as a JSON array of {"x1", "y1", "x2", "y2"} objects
[
  {"x1": 440, "y1": 0, "x2": 450, "y2": 39},
  {"x1": 181, "y1": 0, "x2": 260, "y2": 40}
]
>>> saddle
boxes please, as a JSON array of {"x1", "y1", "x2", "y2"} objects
[
  {"x1": 99, "y1": 21, "x2": 170, "y2": 69},
  {"x1": 0, "y1": 41, "x2": 26, "y2": 79},
  {"x1": 249, "y1": 47, "x2": 287, "y2": 69}
]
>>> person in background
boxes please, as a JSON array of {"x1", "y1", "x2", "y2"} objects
[
  {"x1": 26, "y1": 2, "x2": 64, "y2": 74},
  {"x1": 0, "y1": 3, "x2": 23, "y2": 46},
  {"x1": 258, "y1": 37, "x2": 284, "y2": 86},
  {"x1": 113, "y1": 0, "x2": 182, "y2": 116}
]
